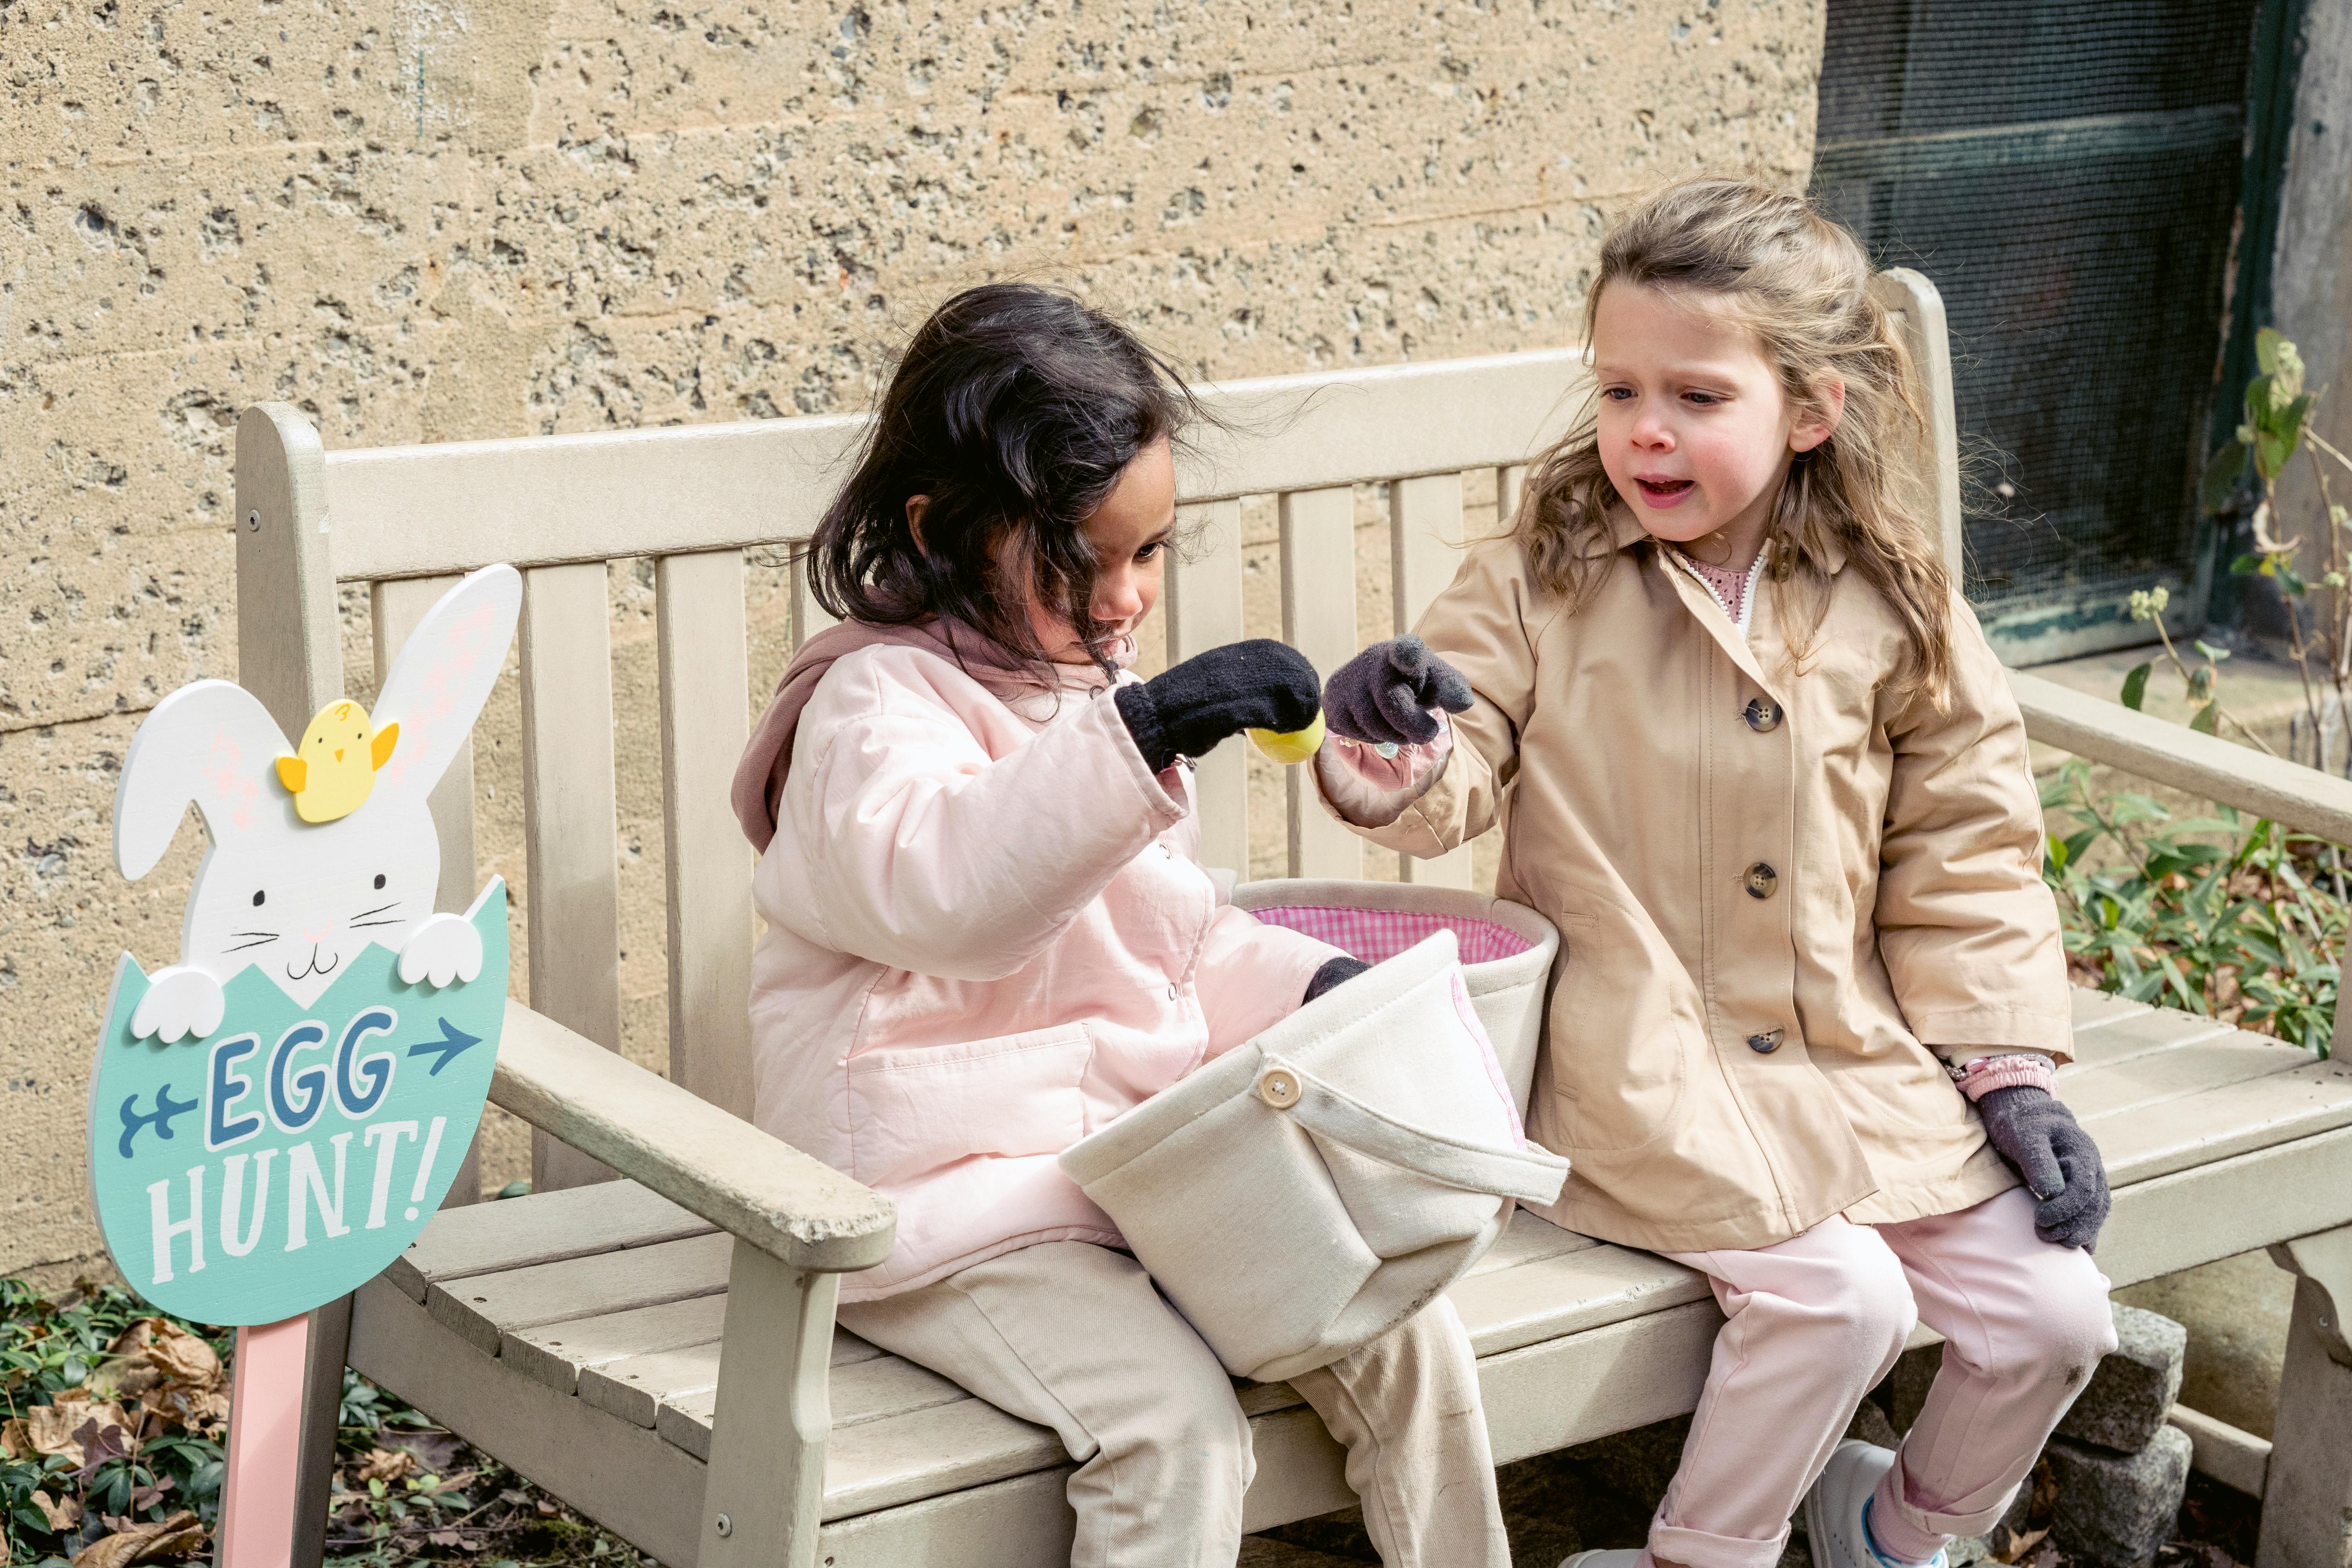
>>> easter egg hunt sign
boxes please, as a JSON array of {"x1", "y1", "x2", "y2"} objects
[{"x1": 87, "y1": 884, "x2": 508, "y2": 1326}]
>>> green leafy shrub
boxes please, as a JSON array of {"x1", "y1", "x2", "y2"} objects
[{"x1": 2042, "y1": 759, "x2": 2345, "y2": 1053}]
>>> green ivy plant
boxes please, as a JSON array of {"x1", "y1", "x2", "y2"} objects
[{"x1": 2042, "y1": 758, "x2": 2344, "y2": 1054}]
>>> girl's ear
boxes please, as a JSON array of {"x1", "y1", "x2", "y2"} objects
[
  {"x1": 906, "y1": 494, "x2": 931, "y2": 553},
  {"x1": 371, "y1": 563, "x2": 523, "y2": 804},
  {"x1": 115, "y1": 681, "x2": 294, "y2": 880},
  {"x1": 1790, "y1": 374, "x2": 1847, "y2": 454}
]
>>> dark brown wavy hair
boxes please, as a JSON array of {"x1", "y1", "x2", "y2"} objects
[
  {"x1": 807, "y1": 283, "x2": 1198, "y2": 673},
  {"x1": 1517, "y1": 177, "x2": 1956, "y2": 703}
]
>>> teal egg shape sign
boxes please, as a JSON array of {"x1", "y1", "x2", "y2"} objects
[{"x1": 87, "y1": 882, "x2": 509, "y2": 1326}]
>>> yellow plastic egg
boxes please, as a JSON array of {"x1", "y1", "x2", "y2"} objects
[{"x1": 1246, "y1": 710, "x2": 1327, "y2": 766}]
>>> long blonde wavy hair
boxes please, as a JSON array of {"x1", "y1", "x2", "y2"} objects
[{"x1": 1518, "y1": 177, "x2": 1956, "y2": 703}]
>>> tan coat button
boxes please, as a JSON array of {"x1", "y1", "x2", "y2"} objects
[
  {"x1": 1258, "y1": 1066, "x2": 1303, "y2": 1109},
  {"x1": 1748, "y1": 1028, "x2": 1784, "y2": 1054},
  {"x1": 1744, "y1": 862, "x2": 1778, "y2": 899},
  {"x1": 1744, "y1": 697, "x2": 1782, "y2": 733}
]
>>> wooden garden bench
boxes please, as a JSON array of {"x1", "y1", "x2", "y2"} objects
[{"x1": 229, "y1": 272, "x2": 2352, "y2": 1568}]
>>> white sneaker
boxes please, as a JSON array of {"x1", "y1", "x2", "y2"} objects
[
  {"x1": 1557, "y1": 1552, "x2": 1644, "y2": 1568},
  {"x1": 1804, "y1": 1441, "x2": 1947, "y2": 1568}
]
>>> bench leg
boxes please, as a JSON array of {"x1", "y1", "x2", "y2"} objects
[
  {"x1": 2258, "y1": 1227, "x2": 2352, "y2": 1568},
  {"x1": 700, "y1": 1239, "x2": 840, "y2": 1568}
]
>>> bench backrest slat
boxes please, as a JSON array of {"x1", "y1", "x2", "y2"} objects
[
  {"x1": 1280, "y1": 485, "x2": 1366, "y2": 880},
  {"x1": 316, "y1": 350, "x2": 1591, "y2": 582},
  {"x1": 1390, "y1": 472, "x2": 1475, "y2": 891},
  {"x1": 519, "y1": 562, "x2": 627, "y2": 1190},
  {"x1": 657, "y1": 549, "x2": 758, "y2": 1120},
  {"x1": 1166, "y1": 500, "x2": 1251, "y2": 878}
]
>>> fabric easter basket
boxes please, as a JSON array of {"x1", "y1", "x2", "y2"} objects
[
  {"x1": 1058, "y1": 895, "x2": 1568, "y2": 1383},
  {"x1": 1233, "y1": 880, "x2": 1561, "y2": 1117}
]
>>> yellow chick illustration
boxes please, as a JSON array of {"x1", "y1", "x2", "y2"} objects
[{"x1": 275, "y1": 699, "x2": 400, "y2": 824}]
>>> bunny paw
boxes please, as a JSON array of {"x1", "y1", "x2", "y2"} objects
[
  {"x1": 132, "y1": 966, "x2": 227, "y2": 1044},
  {"x1": 398, "y1": 913, "x2": 483, "y2": 989}
]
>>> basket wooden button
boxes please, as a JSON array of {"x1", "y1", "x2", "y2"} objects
[{"x1": 1258, "y1": 1066, "x2": 1303, "y2": 1109}]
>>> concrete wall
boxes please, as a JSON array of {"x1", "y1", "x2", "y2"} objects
[{"x1": 0, "y1": 0, "x2": 1826, "y2": 1284}]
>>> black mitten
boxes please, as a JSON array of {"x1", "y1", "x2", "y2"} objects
[
  {"x1": 1323, "y1": 636, "x2": 1474, "y2": 747},
  {"x1": 1976, "y1": 1085, "x2": 2111, "y2": 1250},
  {"x1": 1303, "y1": 956, "x2": 1370, "y2": 1003},
  {"x1": 1114, "y1": 639, "x2": 1321, "y2": 773}
]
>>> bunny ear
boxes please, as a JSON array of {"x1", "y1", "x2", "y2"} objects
[
  {"x1": 371, "y1": 563, "x2": 523, "y2": 802},
  {"x1": 115, "y1": 681, "x2": 294, "y2": 879}
]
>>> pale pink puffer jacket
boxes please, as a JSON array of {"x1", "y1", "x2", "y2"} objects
[{"x1": 749, "y1": 643, "x2": 1342, "y2": 1301}]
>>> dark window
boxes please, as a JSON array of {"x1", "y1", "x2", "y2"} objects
[{"x1": 1811, "y1": 0, "x2": 2264, "y2": 662}]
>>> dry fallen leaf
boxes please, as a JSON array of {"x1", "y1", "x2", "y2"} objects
[
  {"x1": 31, "y1": 1487, "x2": 84, "y2": 1530},
  {"x1": 1992, "y1": 1526, "x2": 2051, "y2": 1565},
  {"x1": 9, "y1": 1396, "x2": 136, "y2": 1467},
  {"x1": 115, "y1": 1318, "x2": 225, "y2": 1390},
  {"x1": 358, "y1": 1446, "x2": 420, "y2": 1484},
  {"x1": 69, "y1": 1510, "x2": 206, "y2": 1568}
]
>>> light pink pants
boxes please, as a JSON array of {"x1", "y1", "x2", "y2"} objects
[{"x1": 1648, "y1": 1187, "x2": 2118, "y2": 1568}]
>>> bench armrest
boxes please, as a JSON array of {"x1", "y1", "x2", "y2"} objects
[
  {"x1": 490, "y1": 998, "x2": 895, "y2": 1274},
  {"x1": 2010, "y1": 668, "x2": 2352, "y2": 847}
]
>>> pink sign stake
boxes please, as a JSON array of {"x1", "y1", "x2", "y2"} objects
[{"x1": 215, "y1": 1314, "x2": 311, "y2": 1568}]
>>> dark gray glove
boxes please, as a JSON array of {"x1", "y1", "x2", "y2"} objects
[
  {"x1": 1976, "y1": 1085, "x2": 2110, "y2": 1251},
  {"x1": 1113, "y1": 639, "x2": 1322, "y2": 773},
  {"x1": 1323, "y1": 636, "x2": 1474, "y2": 747},
  {"x1": 1303, "y1": 956, "x2": 1370, "y2": 1003}
]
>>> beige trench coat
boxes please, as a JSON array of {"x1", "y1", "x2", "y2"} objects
[{"x1": 1325, "y1": 510, "x2": 2069, "y2": 1253}]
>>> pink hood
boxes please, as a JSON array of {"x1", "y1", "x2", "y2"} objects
[{"x1": 733, "y1": 616, "x2": 1062, "y2": 853}]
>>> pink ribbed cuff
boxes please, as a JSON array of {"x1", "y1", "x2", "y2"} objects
[{"x1": 1956, "y1": 1053, "x2": 2058, "y2": 1101}]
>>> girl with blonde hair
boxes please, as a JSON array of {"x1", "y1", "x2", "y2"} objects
[{"x1": 1312, "y1": 177, "x2": 2118, "y2": 1568}]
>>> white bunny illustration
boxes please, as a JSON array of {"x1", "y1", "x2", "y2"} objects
[{"x1": 113, "y1": 564, "x2": 522, "y2": 1042}]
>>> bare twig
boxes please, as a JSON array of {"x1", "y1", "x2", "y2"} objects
[
  {"x1": 2146, "y1": 612, "x2": 2282, "y2": 757},
  {"x1": 2308, "y1": 425, "x2": 2352, "y2": 477}
]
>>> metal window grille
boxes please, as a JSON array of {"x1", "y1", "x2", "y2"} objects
[{"x1": 1811, "y1": 0, "x2": 2263, "y2": 664}]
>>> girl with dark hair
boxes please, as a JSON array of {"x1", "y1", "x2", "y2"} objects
[{"x1": 732, "y1": 283, "x2": 1510, "y2": 1568}]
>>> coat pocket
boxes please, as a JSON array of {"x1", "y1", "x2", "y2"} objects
[
  {"x1": 1542, "y1": 905, "x2": 1690, "y2": 1154},
  {"x1": 845, "y1": 1024, "x2": 1095, "y2": 1191}
]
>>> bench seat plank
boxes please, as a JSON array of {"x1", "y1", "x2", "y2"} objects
[
  {"x1": 2060, "y1": 1003, "x2": 2234, "y2": 1069},
  {"x1": 426, "y1": 1230, "x2": 734, "y2": 1354},
  {"x1": 2102, "y1": 1120, "x2": 2352, "y2": 1287},
  {"x1": 2098, "y1": 1058, "x2": 2352, "y2": 1189},
  {"x1": 585, "y1": 1330, "x2": 887, "y2": 1429},
  {"x1": 2056, "y1": 1028, "x2": 2314, "y2": 1119},
  {"x1": 1465, "y1": 1208, "x2": 1597, "y2": 1276},
  {"x1": 387, "y1": 1182, "x2": 712, "y2": 1301},
  {"x1": 1452, "y1": 1239, "x2": 1709, "y2": 1360},
  {"x1": 503, "y1": 1292, "x2": 731, "y2": 1396},
  {"x1": 2067, "y1": 988, "x2": 2152, "y2": 1035}
]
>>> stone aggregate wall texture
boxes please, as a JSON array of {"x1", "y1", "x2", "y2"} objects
[{"x1": 0, "y1": 0, "x2": 1826, "y2": 1282}]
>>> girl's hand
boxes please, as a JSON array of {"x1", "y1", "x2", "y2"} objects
[
  {"x1": 1975, "y1": 1086, "x2": 2110, "y2": 1250},
  {"x1": 1115, "y1": 639, "x2": 1322, "y2": 773},
  {"x1": 1324, "y1": 637, "x2": 1474, "y2": 747}
]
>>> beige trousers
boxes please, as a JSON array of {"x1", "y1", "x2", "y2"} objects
[{"x1": 839, "y1": 1240, "x2": 1510, "y2": 1568}]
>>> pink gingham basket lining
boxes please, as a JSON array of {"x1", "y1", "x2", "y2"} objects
[{"x1": 1251, "y1": 905, "x2": 1534, "y2": 967}]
